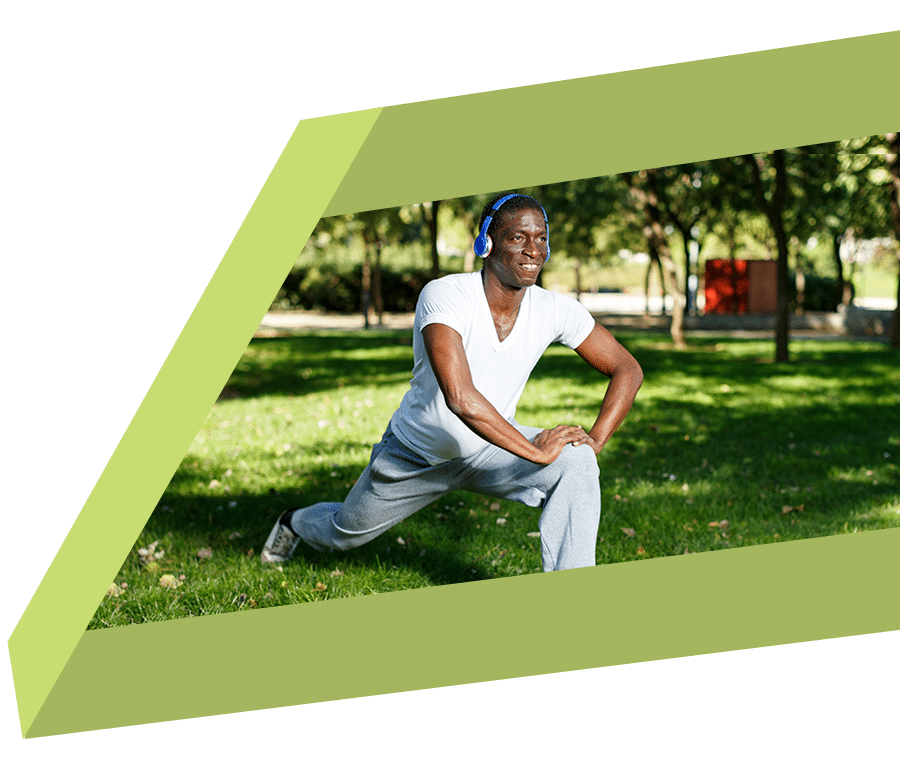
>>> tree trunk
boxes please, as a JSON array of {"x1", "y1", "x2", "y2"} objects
[
  {"x1": 656, "y1": 248, "x2": 668, "y2": 316},
  {"x1": 886, "y1": 132, "x2": 900, "y2": 350},
  {"x1": 644, "y1": 255, "x2": 653, "y2": 314},
  {"x1": 773, "y1": 230, "x2": 791, "y2": 361},
  {"x1": 361, "y1": 242, "x2": 372, "y2": 329},
  {"x1": 832, "y1": 232, "x2": 847, "y2": 306},
  {"x1": 746, "y1": 151, "x2": 791, "y2": 362},
  {"x1": 573, "y1": 258, "x2": 582, "y2": 303},
  {"x1": 425, "y1": 200, "x2": 442, "y2": 279},
  {"x1": 374, "y1": 239, "x2": 384, "y2": 326},
  {"x1": 644, "y1": 171, "x2": 684, "y2": 346}
]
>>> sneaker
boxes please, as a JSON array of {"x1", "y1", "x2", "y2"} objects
[{"x1": 261, "y1": 509, "x2": 301, "y2": 563}]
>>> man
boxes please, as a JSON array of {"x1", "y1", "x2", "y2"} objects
[{"x1": 261, "y1": 193, "x2": 643, "y2": 572}]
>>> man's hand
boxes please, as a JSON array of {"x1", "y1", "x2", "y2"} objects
[{"x1": 531, "y1": 425, "x2": 600, "y2": 464}]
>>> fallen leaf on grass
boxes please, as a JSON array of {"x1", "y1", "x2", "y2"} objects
[
  {"x1": 496, "y1": 518, "x2": 507, "y2": 525},
  {"x1": 708, "y1": 520, "x2": 729, "y2": 529},
  {"x1": 228, "y1": 532, "x2": 242, "y2": 540},
  {"x1": 621, "y1": 527, "x2": 636, "y2": 538},
  {"x1": 106, "y1": 583, "x2": 123, "y2": 598},
  {"x1": 526, "y1": 532, "x2": 541, "y2": 538},
  {"x1": 330, "y1": 569, "x2": 344, "y2": 578},
  {"x1": 489, "y1": 502, "x2": 501, "y2": 512},
  {"x1": 196, "y1": 547, "x2": 213, "y2": 559}
]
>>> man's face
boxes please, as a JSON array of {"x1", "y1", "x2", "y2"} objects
[{"x1": 484, "y1": 207, "x2": 548, "y2": 290}]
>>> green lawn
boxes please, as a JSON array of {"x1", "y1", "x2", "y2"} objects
[{"x1": 90, "y1": 331, "x2": 900, "y2": 628}]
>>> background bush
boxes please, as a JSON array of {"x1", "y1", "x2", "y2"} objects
[{"x1": 270, "y1": 264, "x2": 430, "y2": 313}]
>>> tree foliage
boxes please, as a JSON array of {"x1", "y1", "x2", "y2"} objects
[{"x1": 282, "y1": 135, "x2": 900, "y2": 352}]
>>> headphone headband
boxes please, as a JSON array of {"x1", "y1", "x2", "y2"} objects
[{"x1": 473, "y1": 194, "x2": 550, "y2": 261}]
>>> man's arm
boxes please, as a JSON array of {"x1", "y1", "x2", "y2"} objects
[
  {"x1": 574, "y1": 323, "x2": 644, "y2": 454},
  {"x1": 422, "y1": 322, "x2": 591, "y2": 465}
]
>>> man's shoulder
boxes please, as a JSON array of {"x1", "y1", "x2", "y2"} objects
[
  {"x1": 420, "y1": 272, "x2": 479, "y2": 301},
  {"x1": 425, "y1": 271, "x2": 479, "y2": 290}
]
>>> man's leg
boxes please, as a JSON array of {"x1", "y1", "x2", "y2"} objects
[
  {"x1": 458, "y1": 421, "x2": 601, "y2": 572},
  {"x1": 289, "y1": 428, "x2": 461, "y2": 552}
]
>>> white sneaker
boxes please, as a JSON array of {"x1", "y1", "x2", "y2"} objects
[{"x1": 261, "y1": 509, "x2": 301, "y2": 563}]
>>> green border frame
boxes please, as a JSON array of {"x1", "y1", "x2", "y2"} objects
[{"x1": 3, "y1": 8, "x2": 897, "y2": 756}]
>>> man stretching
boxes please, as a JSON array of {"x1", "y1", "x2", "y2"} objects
[{"x1": 262, "y1": 193, "x2": 643, "y2": 572}]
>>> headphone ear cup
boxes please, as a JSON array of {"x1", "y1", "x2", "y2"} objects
[{"x1": 474, "y1": 233, "x2": 493, "y2": 258}]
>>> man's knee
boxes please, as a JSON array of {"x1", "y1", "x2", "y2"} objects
[
  {"x1": 558, "y1": 442, "x2": 600, "y2": 478},
  {"x1": 530, "y1": 442, "x2": 599, "y2": 494}
]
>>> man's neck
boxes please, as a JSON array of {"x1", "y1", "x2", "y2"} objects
[{"x1": 481, "y1": 268, "x2": 527, "y2": 317}]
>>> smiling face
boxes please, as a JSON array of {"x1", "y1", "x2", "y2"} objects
[{"x1": 483, "y1": 207, "x2": 548, "y2": 291}]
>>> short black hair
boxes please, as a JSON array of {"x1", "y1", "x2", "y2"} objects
[{"x1": 476, "y1": 193, "x2": 547, "y2": 241}]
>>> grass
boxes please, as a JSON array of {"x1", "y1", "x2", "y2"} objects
[{"x1": 90, "y1": 331, "x2": 900, "y2": 628}]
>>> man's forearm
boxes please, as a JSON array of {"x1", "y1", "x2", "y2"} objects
[
  {"x1": 587, "y1": 360, "x2": 643, "y2": 452},
  {"x1": 445, "y1": 386, "x2": 552, "y2": 464}
]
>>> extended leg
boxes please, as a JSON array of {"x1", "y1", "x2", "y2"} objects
[{"x1": 289, "y1": 429, "x2": 462, "y2": 552}]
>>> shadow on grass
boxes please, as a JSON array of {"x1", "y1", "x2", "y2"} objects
[
  {"x1": 220, "y1": 333, "x2": 415, "y2": 400},
  {"x1": 148, "y1": 453, "x2": 498, "y2": 590}
]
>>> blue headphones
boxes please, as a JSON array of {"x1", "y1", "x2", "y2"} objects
[{"x1": 474, "y1": 193, "x2": 550, "y2": 262}]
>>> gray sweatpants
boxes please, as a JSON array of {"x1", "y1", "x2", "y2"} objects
[{"x1": 291, "y1": 421, "x2": 601, "y2": 572}]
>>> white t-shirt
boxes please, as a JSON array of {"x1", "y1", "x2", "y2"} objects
[{"x1": 389, "y1": 272, "x2": 596, "y2": 464}]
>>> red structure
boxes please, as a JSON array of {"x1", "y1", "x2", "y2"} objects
[{"x1": 704, "y1": 259, "x2": 776, "y2": 314}]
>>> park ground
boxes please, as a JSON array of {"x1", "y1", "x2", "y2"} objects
[{"x1": 89, "y1": 317, "x2": 900, "y2": 629}]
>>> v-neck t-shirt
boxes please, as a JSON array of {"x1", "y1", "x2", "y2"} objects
[{"x1": 389, "y1": 272, "x2": 596, "y2": 464}]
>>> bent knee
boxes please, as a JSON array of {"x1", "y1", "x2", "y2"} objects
[{"x1": 552, "y1": 442, "x2": 600, "y2": 479}]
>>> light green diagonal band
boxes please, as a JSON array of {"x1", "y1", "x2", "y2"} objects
[{"x1": 8, "y1": 106, "x2": 383, "y2": 736}]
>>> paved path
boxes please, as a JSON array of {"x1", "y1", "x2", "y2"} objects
[{"x1": 256, "y1": 291, "x2": 895, "y2": 339}]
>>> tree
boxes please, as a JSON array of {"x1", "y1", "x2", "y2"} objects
[
  {"x1": 533, "y1": 177, "x2": 620, "y2": 298},
  {"x1": 623, "y1": 169, "x2": 687, "y2": 349},
  {"x1": 444, "y1": 193, "x2": 494, "y2": 273},
  {"x1": 744, "y1": 150, "x2": 792, "y2": 362},
  {"x1": 419, "y1": 200, "x2": 443, "y2": 279},
  {"x1": 885, "y1": 132, "x2": 900, "y2": 349},
  {"x1": 356, "y1": 207, "x2": 404, "y2": 327},
  {"x1": 655, "y1": 162, "x2": 719, "y2": 316}
]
